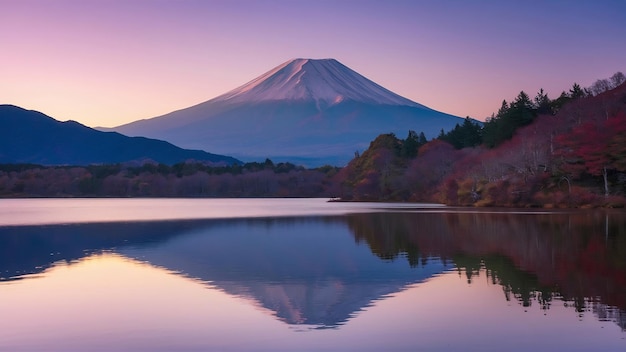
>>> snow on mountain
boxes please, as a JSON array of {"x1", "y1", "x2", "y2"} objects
[
  {"x1": 212, "y1": 58, "x2": 426, "y2": 108},
  {"x1": 107, "y1": 58, "x2": 465, "y2": 166}
]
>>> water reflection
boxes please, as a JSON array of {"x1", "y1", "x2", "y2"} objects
[
  {"x1": 0, "y1": 218, "x2": 445, "y2": 328},
  {"x1": 0, "y1": 221, "x2": 190, "y2": 281},
  {"x1": 347, "y1": 210, "x2": 626, "y2": 330},
  {"x1": 0, "y1": 252, "x2": 292, "y2": 352},
  {"x1": 1, "y1": 208, "x2": 625, "y2": 348},
  {"x1": 118, "y1": 217, "x2": 445, "y2": 328}
]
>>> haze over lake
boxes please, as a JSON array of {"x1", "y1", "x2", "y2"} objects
[{"x1": 0, "y1": 199, "x2": 624, "y2": 351}]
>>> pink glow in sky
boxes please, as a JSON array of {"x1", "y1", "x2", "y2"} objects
[{"x1": 2, "y1": 0, "x2": 625, "y2": 126}]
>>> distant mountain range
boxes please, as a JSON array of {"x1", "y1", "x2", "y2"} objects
[
  {"x1": 0, "y1": 105, "x2": 240, "y2": 165},
  {"x1": 105, "y1": 58, "x2": 466, "y2": 166}
]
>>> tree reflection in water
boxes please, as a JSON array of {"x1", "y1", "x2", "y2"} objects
[
  {"x1": 1, "y1": 209, "x2": 625, "y2": 331},
  {"x1": 346, "y1": 210, "x2": 626, "y2": 330}
]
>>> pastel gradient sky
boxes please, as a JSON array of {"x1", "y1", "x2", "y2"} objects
[{"x1": 2, "y1": 0, "x2": 625, "y2": 127}]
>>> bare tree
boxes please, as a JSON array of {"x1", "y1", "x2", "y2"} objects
[
  {"x1": 587, "y1": 72, "x2": 626, "y2": 96},
  {"x1": 610, "y1": 71, "x2": 626, "y2": 88},
  {"x1": 589, "y1": 78, "x2": 611, "y2": 96}
]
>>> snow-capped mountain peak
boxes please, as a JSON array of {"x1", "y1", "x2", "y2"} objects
[
  {"x1": 110, "y1": 58, "x2": 463, "y2": 166},
  {"x1": 212, "y1": 58, "x2": 425, "y2": 108}
]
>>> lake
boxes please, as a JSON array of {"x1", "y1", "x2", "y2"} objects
[{"x1": 0, "y1": 198, "x2": 625, "y2": 351}]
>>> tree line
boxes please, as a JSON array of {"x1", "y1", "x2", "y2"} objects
[
  {"x1": 438, "y1": 71, "x2": 626, "y2": 150},
  {"x1": 0, "y1": 161, "x2": 340, "y2": 198}
]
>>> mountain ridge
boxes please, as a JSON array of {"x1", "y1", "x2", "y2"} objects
[{"x1": 0, "y1": 104, "x2": 240, "y2": 165}]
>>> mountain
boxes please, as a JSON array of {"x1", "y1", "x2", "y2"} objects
[
  {"x1": 0, "y1": 105, "x2": 240, "y2": 165},
  {"x1": 106, "y1": 58, "x2": 466, "y2": 166}
]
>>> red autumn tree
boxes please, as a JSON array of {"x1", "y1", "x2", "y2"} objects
[
  {"x1": 606, "y1": 112, "x2": 626, "y2": 172},
  {"x1": 555, "y1": 112, "x2": 626, "y2": 197}
]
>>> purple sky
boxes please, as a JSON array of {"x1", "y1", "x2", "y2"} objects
[{"x1": 2, "y1": 0, "x2": 625, "y2": 126}]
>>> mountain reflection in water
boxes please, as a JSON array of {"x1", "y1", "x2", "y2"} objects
[{"x1": 1, "y1": 209, "x2": 625, "y2": 333}]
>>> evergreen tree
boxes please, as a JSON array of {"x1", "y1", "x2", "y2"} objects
[
  {"x1": 460, "y1": 117, "x2": 483, "y2": 147},
  {"x1": 497, "y1": 100, "x2": 509, "y2": 116},
  {"x1": 569, "y1": 83, "x2": 585, "y2": 99},
  {"x1": 481, "y1": 91, "x2": 537, "y2": 148},
  {"x1": 401, "y1": 130, "x2": 420, "y2": 158},
  {"x1": 551, "y1": 91, "x2": 570, "y2": 113},
  {"x1": 418, "y1": 132, "x2": 428, "y2": 145},
  {"x1": 533, "y1": 88, "x2": 553, "y2": 115},
  {"x1": 439, "y1": 118, "x2": 482, "y2": 149}
]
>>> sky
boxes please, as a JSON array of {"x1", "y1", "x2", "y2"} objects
[{"x1": 2, "y1": 0, "x2": 625, "y2": 127}]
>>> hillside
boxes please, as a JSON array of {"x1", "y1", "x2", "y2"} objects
[
  {"x1": 338, "y1": 77, "x2": 626, "y2": 207},
  {"x1": 0, "y1": 105, "x2": 240, "y2": 165}
]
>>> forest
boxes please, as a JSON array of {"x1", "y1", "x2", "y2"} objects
[
  {"x1": 1, "y1": 72, "x2": 625, "y2": 208},
  {"x1": 337, "y1": 72, "x2": 626, "y2": 207}
]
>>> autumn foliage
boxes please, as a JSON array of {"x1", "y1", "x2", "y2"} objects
[
  {"x1": 340, "y1": 76, "x2": 626, "y2": 207},
  {"x1": 0, "y1": 161, "x2": 339, "y2": 198}
]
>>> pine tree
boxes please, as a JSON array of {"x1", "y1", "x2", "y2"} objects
[
  {"x1": 569, "y1": 83, "x2": 585, "y2": 99},
  {"x1": 401, "y1": 130, "x2": 419, "y2": 158},
  {"x1": 418, "y1": 132, "x2": 427, "y2": 146}
]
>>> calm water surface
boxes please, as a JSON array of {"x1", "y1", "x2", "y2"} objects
[{"x1": 0, "y1": 198, "x2": 624, "y2": 351}]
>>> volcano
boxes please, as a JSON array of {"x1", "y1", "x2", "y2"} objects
[{"x1": 108, "y1": 58, "x2": 465, "y2": 166}]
